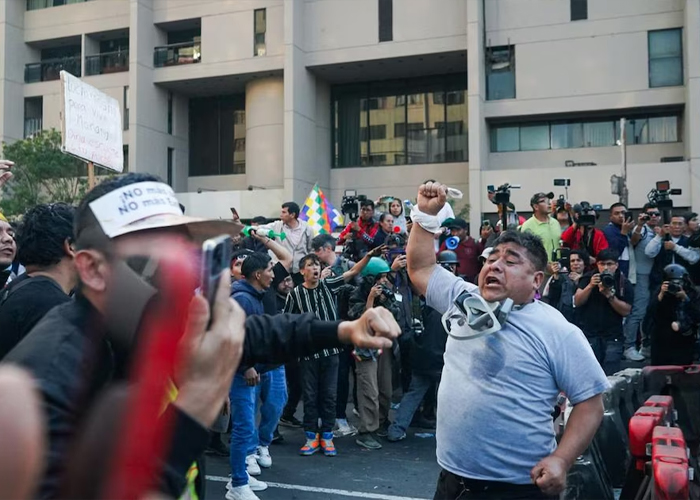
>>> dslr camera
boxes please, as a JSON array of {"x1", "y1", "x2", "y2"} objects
[
  {"x1": 341, "y1": 190, "x2": 368, "y2": 222},
  {"x1": 573, "y1": 201, "x2": 597, "y2": 227},
  {"x1": 600, "y1": 270, "x2": 616, "y2": 289},
  {"x1": 667, "y1": 280, "x2": 684, "y2": 294}
]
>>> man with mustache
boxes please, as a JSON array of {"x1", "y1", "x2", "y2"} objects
[{"x1": 407, "y1": 181, "x2": 608, "y2": 499}]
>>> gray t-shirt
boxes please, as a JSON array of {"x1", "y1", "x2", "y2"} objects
[
  {"x1": 633, "y1": 225, "x2": 656, "y2": 275},
  {"x1": 426, "y1": 266, "x2": 609, "y2": 484}
]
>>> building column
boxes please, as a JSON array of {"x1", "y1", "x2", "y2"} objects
[
  {"x1": 0, "y1": 0, "x2": 27, "y2": 143},
  {"x1": 467, "y1": 0, "x2": 488, "y2": 231},
  {"x1": 245, "y1": 76, "x2": 284, "y2": 189},
  {"x1": 685, "y1": 0, "x2": 700, "y2": 212}
]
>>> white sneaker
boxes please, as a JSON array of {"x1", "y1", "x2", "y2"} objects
[
  {"x1": 245, "y1": 454, "x2": 261, "y2": 476},
  {"x1": 256, "y1": 445, "x2": 272, "y2": 468},
  {"x1": 226, "y1": 474, "x2": 268, "y2": 493},
  {"x1": 225, "y1": 484, "x2": 260, "y2": 500},
  {"x1": 247, "y1": 474, "x2": 268, "y2": 492},
  {"x1": 624, "y1": 347, "x2": 645, "y2": 361},
  {"x1": 333, "y1": 418, "x2": 358, "y2": 437}
]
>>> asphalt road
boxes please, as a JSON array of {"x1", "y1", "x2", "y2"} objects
[{"x1": 204, "y1": 421, "x2": 441, "y2": 500}]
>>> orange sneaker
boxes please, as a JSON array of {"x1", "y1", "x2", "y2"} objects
[
  {"x1": 299, "y1": 432, "x2": 320, "y2": 456},
  {"x1": 321, "y1": 432, "x2": 337, "y2": 456}
]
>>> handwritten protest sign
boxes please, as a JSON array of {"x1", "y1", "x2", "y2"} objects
[{"x1": 60, "y1": 71, "x2": 124, "y2": 173}]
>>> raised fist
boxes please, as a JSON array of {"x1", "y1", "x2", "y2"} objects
[{"x1": 416, "y1": 181, "x2": 447, "y2": 216}]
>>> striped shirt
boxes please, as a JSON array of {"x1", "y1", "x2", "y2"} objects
[{"x1": 284, "y1": 275, "x2": 345, "y2": 359}]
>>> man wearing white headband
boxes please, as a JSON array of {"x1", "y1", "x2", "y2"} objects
[{"x1": 407, "y1": 181, "x2": 608, "y2": 499}]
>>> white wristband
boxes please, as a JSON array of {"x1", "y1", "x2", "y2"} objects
[{"x1": 410, "y1": 206, "x2": 447, "y2": 234}]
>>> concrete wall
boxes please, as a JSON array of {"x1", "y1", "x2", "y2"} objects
[
  {"x1": 24, "y1": 0, "x2": 129, "y2": 42},
  {"x1": 176, "y1": 188, "x2": 285, "y2": 219},
  {"x1": 0, "y1": 0, "x2": 29, "y2": 143}
]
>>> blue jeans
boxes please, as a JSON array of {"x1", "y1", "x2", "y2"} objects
[
  {"x1": 229, "y1": 373, "x2": 256, "y2": 487},
  {"x1": 256, "y1": 366, "x2": 288, "y2": 447},
  {"x1": 392, "y1": 372, "x2": 438, "y2": 431},
  {"x1": 588, "y1": 337, "x2": 624, "y2": 375},
  {"x1": 623, "y1": 273, "x2": 650, "y2": 349}
]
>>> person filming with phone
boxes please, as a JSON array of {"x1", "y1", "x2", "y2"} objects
[{"x1": 574, "y1": 249, "x2": 633, "y2": 374}]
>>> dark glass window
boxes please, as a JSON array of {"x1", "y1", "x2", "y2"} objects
[
  {"x1": 332, "y1": 74, "x2": 467, "y2": 168},
  {"x1": 570, "y1": 0, "x2": 587, "y2": 21},
  {"x1": 649, "y1": 29, "x2": 683, "y2": 88},
  {"x1": 254, "y1": 9, "x2": 266, "y2": 56},
  {"x1": 378, "y1": 0, "x2": 393, "y2": 42},
  {"x1": 486, "y1": 46, "x2": 515, "y2": 100},
  {"x1": 189, "y1": 95, "x2": 246, "y2": 176},
  {"x1": 167, "y1": 147, "x2": 174, "y2": 186}
]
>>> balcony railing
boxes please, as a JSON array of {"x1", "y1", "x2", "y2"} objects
[
  {"x1": 27, "y1": 0, "x2": 89, "y2": 10},
  {"x1": 25, "y1": 56, "x2": 81, "y2": 83},
  {"x1": 24, "y1": 118, "x2": 43, "y2": 138},
  {"x1": 85, "y1": 50, "x2": 129, "y2": 76},
  {"x1": 154, "y1": 40, "x2": 201, "y2": 68}
]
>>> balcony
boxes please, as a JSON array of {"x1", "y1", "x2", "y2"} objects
[
  {"x1": 25, "y1": 56, "x2": 81, "y2": 83},
  {"x1": 26, "y1": 0, "x2": 88, "y2": 10},
  {"x1": 24, "y1": 118, "x2": 43, "y2": 138},
  {"x1": 154, "y1": 40, "x2": 201, "y2": 68},
  {"x1": 85, "y1": 50, "x2": 129, "y2": 76}
]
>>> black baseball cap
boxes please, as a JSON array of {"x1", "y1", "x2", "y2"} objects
[
  {"x1": 530, "y1": 192, "x2": 554, "y2": 207},
  {"x1": 442, "y1": 218, "x2": 468, "y2": 230}
]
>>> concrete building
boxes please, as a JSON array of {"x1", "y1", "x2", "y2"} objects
[{"x1": 0, "y1": 0, "x2": 698, "y2": 229}]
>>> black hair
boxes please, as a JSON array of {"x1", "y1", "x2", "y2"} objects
[
  {"x1": 596, "y1": 248, "x2": 620, "y2": 263},
  {"x1": 360, "y1": 199, "x2": 375, "y2": 209},
  {"x1": 251, "y1": 216, "x2": 267, "y2": 225},
  {"x1": 231, "y1": 248, "x2": 254, "y2": 263},
  {"x1": 241, "y1": 252, "x2": 271, "y2": 279},
  {"x1": 384, "y1": 232, "x2": 407, "y2": 247},
  {"x1": 17, "y1": 203, "x2": 75, "y2": 267},
  {"x1": 311, "y1": 233, "x2": 337, "y2": 252},
  {"x1": 379, "y1": 212, "x2": 393, "y2": 224},
  {"x1": 74, "y1": 173, "x2": 162, "y2": 244},
  {"x1": 642, "y1": 202, "x2": 658, "y2": 212},
  {"x1": 299, "y1": 253, "x2": 320, "y2": 270},
  {"x1": 683, "y1": 212, "x2": 698, "y2": 224},
  {"x1": 491, "y1": 230, "x2": 548, "y2": 273},
  {"x1": 609, "y1": 202, "x2": 626, "y2": 212},
  {"x1": 569, "y1": 249, "x2": 590, "y2": 263},
  {"x1": 282, "y1": 202, "x2": 300, "y2": 219}
]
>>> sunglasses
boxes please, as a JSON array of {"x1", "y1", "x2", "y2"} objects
[{"x1": 647, "y1": 212, "x2": 661, "y2": 217}]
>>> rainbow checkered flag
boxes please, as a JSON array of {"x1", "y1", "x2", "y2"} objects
[{"x1": 299, "y1": 184, "x2": 343, "y2": 234}]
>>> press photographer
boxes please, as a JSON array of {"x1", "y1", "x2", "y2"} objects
[
  {"x1": 647, "y1": 264, "x2": 700, "y2": 366},
  {"x1": 644, "y1": 214, "x2": 700, "y2": 290},
  {"x1": 603, "y1": 203, "x2": 638, "y2": 278},
  {"x1": 561, "y1": 202, "x2": 608, "y2": 264},
  {"x1": 520, "y1": 191, "x2": 562, "y2": 271},
  {"x1": 574, "y1": 249, "x2": 633, "y2": 374},
  {"x1": 338, "y1": 193, "x2": 380, "y2": 261},
  {"x1": 542, "y1": 249, "x2": 588, "y2": 324}
]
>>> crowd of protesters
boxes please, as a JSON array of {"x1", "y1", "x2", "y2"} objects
[{"x1": 0, "y1": 157, "x2": 699, "y2": 500}]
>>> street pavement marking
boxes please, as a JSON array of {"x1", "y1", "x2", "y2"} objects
[{"x1": 205, "y1": 475, "x2": 429, "y2": 500}]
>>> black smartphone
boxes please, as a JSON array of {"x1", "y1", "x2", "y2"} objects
[
  {"x1": 626, "y1": 211, "x2": 633, "y2": 222},
  {"x1": 487, "y1": 185, "x2": 495, "y2": 193},
  {"x1": 552, "y1": 247, "x2": 571, "y2": 273},
  {"x1": 201, "y1": 235, "x2": 233, "y2": 320}
]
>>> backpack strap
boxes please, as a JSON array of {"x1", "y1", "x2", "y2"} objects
[{"x1": 1, "y1": 276, "x2": 57, "y2": 306}]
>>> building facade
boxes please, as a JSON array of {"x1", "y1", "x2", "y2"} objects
[{"x1": 0, "y1": 0, "x2": 698, "y2": 229}]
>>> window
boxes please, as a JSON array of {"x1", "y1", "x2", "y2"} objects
[
  {"x1": 490, "y1": 112, "x2": 681, "y2": 152},
  {"x1": 123, "y1": 86, "x2": 129, "y2": 131},
  {"x1": 254, "y1": 9, "x2": 266, "y2": 57},
  {"x1": 167, "y1": 148, "x2": 174, "y2": 186},
  {"x1": 24, "y1": 97, "x2": 43, "y2": 138},
  {"x1": 486, "y1": 46, "x2": 515, "y2": 100},
  {"x1": 27, "y1": 0, "x2": 88, "y2": 10},
  {"x1": 167, "y1": 91, "x2": 173, "y2": 134},
  {"x1": 123, "y1": 145, "x2": 129, "y2": 172},
  {"x1": 570, "y1": 0, "x2": 587, "y2": 21},
  {"x1": 189, "y1": 95, "x2": 246, "y2": 176},
  {"x1": 332, "y1": 74, "x2": 467, "y2": 168},
  {"x1": 378, "y1": 0, "x2": 393, "y2": 42},
  {"x1": 649, "y1": 29, "x2": 683, "y2": 88}
]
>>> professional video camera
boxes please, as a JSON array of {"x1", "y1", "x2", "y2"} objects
[
  {"x1": 647, "y1": 180, "x2": 681, "y2": 210},
  {"x1": 341, "y1": 190, "x2": 368, "y2": 222},
  {"x1": 552, "y1": 245, "x2": 571, "y2": 274},
  {"x1": 573, "y1": 201, "x2": 597, "y2": 227},
  {"x1": 488, "y1": 183, "x2": 521, "y2": 206},
  {"x1": 553, "y1": 179, "x2": 571, "y2": 210},
  {"x1": 600, "y1": 270, "x2": 616, "y2": 289}
]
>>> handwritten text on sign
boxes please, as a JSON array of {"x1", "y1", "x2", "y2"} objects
[{"x1": 61, "y1": 71, "x2": 124, "y2": 173}]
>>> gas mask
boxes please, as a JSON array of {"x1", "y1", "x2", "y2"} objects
[{"x1": 441, "y1": 290, "x2": 514, "y2": 340}]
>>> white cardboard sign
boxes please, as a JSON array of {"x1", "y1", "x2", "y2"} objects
[{"x1": 60, "y1": 71, "x2": 124, "y2": 172}]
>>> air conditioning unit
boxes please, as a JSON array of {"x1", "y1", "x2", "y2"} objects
[
  {"x1": 256, "y1": 47, "x2": 267, "y2": 57},
  {"x1": 660, "y1": 156, "x2": 684, "y2": 163}
]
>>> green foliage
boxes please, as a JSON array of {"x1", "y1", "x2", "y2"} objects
[
  {"x1": 447, "y1": 198, "x2": 470, "y2": 220},
  {"x1": 0, "y1": 129, "x2": 91, "y2": 216}
]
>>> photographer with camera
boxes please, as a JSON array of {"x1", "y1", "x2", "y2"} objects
[
  {"x1": 644, "y1": 215, "x2": 700, "y2": 291},
  {"x1": 521, "y1": 192, "x2": 562, "y2": 272},
  {"x1": 542, "y1": 249, "x2": 588, "y2": 324},
  {"x1": 574, "y1": 249, "x2": 633, "y2": 374},
  {"x1": 603, "y1": 203, "x2": 638, "y2": 279},
  {"x1": 561, "y1": 202, "x2": 608, "y2": 265},
  {"x1": 646, "y1": 264, "x2": 700, "y2": 366},
  {"x1": 338, "y1": 199, "x2": 380, "y2": 261},
  {"x1": 347, "y1": 258, "x2": 402, "y2": 450}
]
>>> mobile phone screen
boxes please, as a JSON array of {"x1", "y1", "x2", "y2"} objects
[{"x1": 201, "y1": 235, "x2": 233, "y2": 320}]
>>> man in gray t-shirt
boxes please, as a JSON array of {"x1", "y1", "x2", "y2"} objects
[{"x1": 407, "y1": 182, "x2": 609, "y2": 499}]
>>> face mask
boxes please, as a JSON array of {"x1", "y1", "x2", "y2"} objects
[{"x1": 441, "y1": 291, "x2": 514, "y2": 340}]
